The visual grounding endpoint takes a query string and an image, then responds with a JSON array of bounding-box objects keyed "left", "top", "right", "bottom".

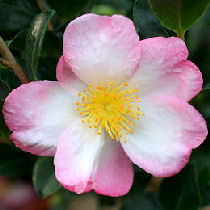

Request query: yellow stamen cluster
[{"left": 76, "top": 82, "right": 144, "bottom": 143}]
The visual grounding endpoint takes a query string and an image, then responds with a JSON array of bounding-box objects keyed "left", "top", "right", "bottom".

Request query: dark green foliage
[
  {"left": 149, "top": 0, "right": 210, "bottom": 38},
  {"left": 33, "top": 157, "right": 61, "bottom": 198},
  {"left": 133, "top": 0, "right": 168, "bottom": 38},
  {"left": 0, "top": 143, "right": 36, "bottom": 176},
  {"left": 0, "top": 68, "right": 21, "bottom": 100},
  {"left": 122, "top": 192, "right": 163, "bottom": 210},
  {"left": 24, "top": 10, "right": 55, "bottom": 79},
  {"left": 46, "top": 0, "right": 90, "bottom": 23},
  {"left": 159, "top": 164, "right": 201, "bottom": 210},
  {"left": 0, "top": 0, "right": 39, "bottom": 31}
]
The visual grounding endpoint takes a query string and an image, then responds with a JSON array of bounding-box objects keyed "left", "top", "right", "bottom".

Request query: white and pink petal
[
  {"left": 121, "top": 96, "right": 207, "bottom": 177},
  {"left": 94, "top": 139, "right": 134, "bottom": 197},
  {"left": 56, "top": 55, "right": 86, "bottom": 96},
  {"left": 3, "top": 81, "right": 78, "bottom": 156},
  {"left": 54, "top": 120, "right": 134, "bottom": 196},
  {"left": 129, "top": 37, "right": 202, "bottom": 101},
  {"left": 63, "top": 13, "right": 141, "bottom": 85},
  {"left": 54, "top": 119, "right": 105, "bottom": 194}
]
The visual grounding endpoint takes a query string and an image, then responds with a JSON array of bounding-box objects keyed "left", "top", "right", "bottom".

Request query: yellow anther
[
  {"left": 109, "top": 82, "right": 114, "bottom": 86},
  {"left": 97, "top": 86, "right": 105, "bottom": 90},
  {"left": 77, "top": 82, "right": 143, "bottom": 143}
]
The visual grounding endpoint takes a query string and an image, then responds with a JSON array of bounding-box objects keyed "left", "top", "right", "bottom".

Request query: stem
[
  {"left": 0, "top": 58, "right": 11, "bottom": 68},
  {"left": 0, "top": 36, "right": 31, "bottom": 84}
]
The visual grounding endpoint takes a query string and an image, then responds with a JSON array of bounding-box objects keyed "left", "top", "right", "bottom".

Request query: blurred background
[{"left": 0, "top": 0, "right": 210, "bottom": 209}]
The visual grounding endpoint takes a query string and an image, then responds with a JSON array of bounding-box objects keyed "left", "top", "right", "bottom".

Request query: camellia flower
[{"left": 3, "top": 14, "right": 207, "bottom": 197}]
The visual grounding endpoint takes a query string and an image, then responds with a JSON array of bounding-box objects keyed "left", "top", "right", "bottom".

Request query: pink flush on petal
[{"left": 2, "top": 13, "right": 208, "bottom": 197}]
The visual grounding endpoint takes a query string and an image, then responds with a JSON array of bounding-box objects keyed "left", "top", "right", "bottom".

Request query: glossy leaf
[
  {"left": 33, "top": 157, "right": 61, "bottom": 198},
  {"left": 0, "top": 0, "right": 39, "bottom": 31},
  {"left": 160, "top": 164, "right": 201, "bottom": 210},
  {"left": 24, "top": 10, "right": 55, "bottom": 79},
  {"left": 149, "top": 0, "right": 210, "bottom": 38},
  {"left": 9, "top": 29, "right": 62, "bottom": 58},
  {"left": 133, "top": 0, "right": 167, "bottom": 39}
]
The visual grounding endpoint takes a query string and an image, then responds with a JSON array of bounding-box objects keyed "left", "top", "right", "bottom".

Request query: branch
[
  {"left": 0, "top": 58, "right": 11, "bottom": 68},
  {"left": 0, "top": 36, "right": 30, "bottom": 84}
]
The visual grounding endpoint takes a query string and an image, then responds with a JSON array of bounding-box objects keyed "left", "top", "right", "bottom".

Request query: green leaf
[
  {"left": 7, "top": 29, "right": 28, "bottom": 52},
  {"left": 0, "top": 68, "right": 21, "bottom": 90},
  {"left": 191, "top": 150, "right": 210, "bottom": 207},
  {"left": 24, "top": 10, "right": 56, "bottom": 79},
  {"left": 133, "top": 0, "right": 168, "bottom": 39},
  {"left": 8, "top": 29, "right": 62, "bottom": 58},
  {"left": 0, "top": 68, "right": 21, "bottom": 100},
  {"left": 149, "top": 0, "right": 210, "bottom": 38},
  {"left": 45, "top": 0, "right": 89, "bottom": 23},
  {"left": 0, "top": 0, "right": 39, "bottom": 31},
  {"left": 33, "top": 157, "right": 61, "bottom": 198},
  {"left": 159, "top": 164, "right": 201, "bottom": 210},
  {"left": 0, "top": 143, "right": 36, "bottom": 176}
]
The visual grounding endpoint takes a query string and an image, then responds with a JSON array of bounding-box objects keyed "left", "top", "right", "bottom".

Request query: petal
[
  {"left": 56, "top": 55, "right": 86, "bottom": 96},
  {"left": 63, "top": 14, "right": 141, "bottom": 85},
  {"left": 56, "top": 55, "right": 77, "bottom": 85},
  {"left": 129, "top": 37, "right": 202, "bottom": 101},
  {"left": 94, "top": 139, "right": 134, "bottom": 197},
  {"left": 121, "top": 96, "right": 207, "bottom": 177},
  {"left": 54, "top": 119, "right": 104, "bottom": 194},
  {"left": 3, "top": 81, "right": 77, "bottom": 156}
]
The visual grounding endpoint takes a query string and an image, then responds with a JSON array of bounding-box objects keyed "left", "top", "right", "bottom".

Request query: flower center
[{"left": 76, "top": 82, "right": 144, "bottom": 143}]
